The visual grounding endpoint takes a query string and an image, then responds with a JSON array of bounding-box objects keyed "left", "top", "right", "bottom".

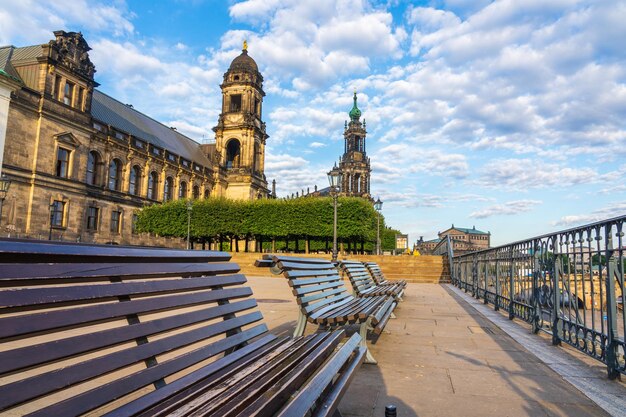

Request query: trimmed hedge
[{"left": 136, "top": 197, "right": 402, "bottom": 252}]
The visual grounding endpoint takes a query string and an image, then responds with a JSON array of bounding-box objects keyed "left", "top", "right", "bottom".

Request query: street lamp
[
  {"left": 327, "top": 166, "right": 342, "bottom": 262},
  {"left": 374, "top": 197, "right": 383, "bottom": 255},
  {"left": 0, "top": 174, "right": 11, "bottom": 227},
  {"left": 186, "top": 200, "right": 193, "bottom": 250},
  {"left": 48, "top": 201, "right": 56, "bottom": 240}
]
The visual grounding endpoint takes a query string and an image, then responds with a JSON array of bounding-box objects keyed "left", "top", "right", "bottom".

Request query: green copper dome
[{"left": 349, "top": 91, "right": 361, "bottom": 121}]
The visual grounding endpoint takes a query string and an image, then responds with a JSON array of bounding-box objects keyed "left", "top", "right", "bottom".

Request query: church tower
[
  {"left": 213, "top": 41, "right": 269, "bottom": 199},
  {"left": 338, "top": 92, "right": 371, "bottom": 199}
]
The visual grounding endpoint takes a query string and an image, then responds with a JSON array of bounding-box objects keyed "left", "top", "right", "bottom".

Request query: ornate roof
[
  {"left": 349, "top": 91, "right": 361, "bottom": 121},
  {"left": 229, "top": 42, "right": 258, "bottom": 72}
]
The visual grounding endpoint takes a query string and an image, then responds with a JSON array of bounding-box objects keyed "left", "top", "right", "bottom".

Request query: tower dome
[
  {"left": 229, "top": 41, "right": 258, "bottom": 72},
  {"left": 349, "top": 91, "right": 361, "bottom": 121}
]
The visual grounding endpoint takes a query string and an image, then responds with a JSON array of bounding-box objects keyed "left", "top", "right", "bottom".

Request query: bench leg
[
  {"left": 293, "top": 312, "right": 307, "bottom": 337},
  {"left": 390, "top": 312, "right": 396, "bottom": 319},
  {"left": 360, "top": 319, "right": 377, "bottom": 365}
]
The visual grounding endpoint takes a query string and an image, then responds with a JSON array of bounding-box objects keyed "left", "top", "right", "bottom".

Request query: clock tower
[{"left": 213, "top": 41, "right": 269, "bottom": 199}]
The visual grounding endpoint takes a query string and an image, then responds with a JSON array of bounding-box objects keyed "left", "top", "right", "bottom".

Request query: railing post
[
  {"left": 531, "top": 240, "right": 541, "bottom": 333},
  {"left": 552, "top": 253, "right": 562, "bottom": 346},
  {"left": 604, "top": 231, "right": 620, "bottom": 379},
  {"left": 495, "top": 256, "right": 500, "bottom": 311},
  {"left": 472, "top": 256, "right": 478, "bottom": 298},
  {"left": 509, "top": 249, "right": 515, "bottom": 320},
  {"left": 483, "top": 260, "right": 488, "bottom": 304}
]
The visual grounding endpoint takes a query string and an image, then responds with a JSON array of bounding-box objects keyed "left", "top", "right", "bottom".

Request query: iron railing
[{"left": 450, "top": 215, "right": 625, "bottom": 378}]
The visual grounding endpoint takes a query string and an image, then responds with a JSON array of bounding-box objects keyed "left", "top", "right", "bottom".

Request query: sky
[{"left": 1, "top": 0, "right": 625, "bottom": 246}]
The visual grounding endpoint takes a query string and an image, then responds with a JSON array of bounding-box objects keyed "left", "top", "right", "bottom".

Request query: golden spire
[{"left": 243, "top": 39, "right": 248, "bottom": 51}]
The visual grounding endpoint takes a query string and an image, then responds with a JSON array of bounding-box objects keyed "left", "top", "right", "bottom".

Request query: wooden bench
[
  {"left": 339, "top": 260, "right": 405, "bottom": 301},
  {"left": 256, "top": 255, "right": 397, "bottom": 364},
  {"left": 364, "top": 262, "right": 407, "bottom": 289},
  {"left": 0, "top": 239, "right": 365, "bottom": 417}
]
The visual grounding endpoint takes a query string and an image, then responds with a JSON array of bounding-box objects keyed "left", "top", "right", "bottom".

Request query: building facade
[
  {"left": 0, "top": 31, "right": 269, "bottom": 244},
  {"left": 416, "top": 225, "right": 491, "bottom": 255}
]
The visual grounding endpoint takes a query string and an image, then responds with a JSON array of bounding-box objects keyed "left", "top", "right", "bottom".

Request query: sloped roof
[
  {"left": 9, "top": 45, "right": 43, "bottom": 62},
  {"left": 91, "top": 90, "right": 212, "bottom": 167},
  {"left": 0, "top": 46, "right": 22, "bottom": 82},
  {"left": 454, "top": 227, "right": 489, "bottom": 235}
]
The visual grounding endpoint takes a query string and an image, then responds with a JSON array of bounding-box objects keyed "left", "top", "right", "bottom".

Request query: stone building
[
  {"left": 416, "top": 225, "right": 491, "bottom": 255},
  {"left": 0, "top": 31, "right": 270, "bottom": 244},
  {"left": 302, "top": 92, "right": 372, "bottom": 199}
]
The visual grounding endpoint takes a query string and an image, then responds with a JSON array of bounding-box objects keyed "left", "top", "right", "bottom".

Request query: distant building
[
  {"left": 0, "top": 31, "right": 270, "bottom": 244},
  {"left": 415, "top": 224, "right": 491, "bottom": 255}
]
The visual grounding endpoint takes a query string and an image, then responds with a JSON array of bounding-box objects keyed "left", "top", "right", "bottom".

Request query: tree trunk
[
  {"left": 272, "top": 238, "right": 276, "bottom": 253},
  {"left": 305, "top": 237, "right": 310, "bottom": 254}
]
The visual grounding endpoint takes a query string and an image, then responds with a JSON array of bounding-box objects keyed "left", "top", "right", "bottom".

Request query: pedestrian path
[{"left": 248, "top": 276, "right": 625, "bottom": 416}]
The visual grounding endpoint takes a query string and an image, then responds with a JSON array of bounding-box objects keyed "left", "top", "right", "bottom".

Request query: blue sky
[{"left": 1, "top": 0, "right": 625, "bottom": 246}]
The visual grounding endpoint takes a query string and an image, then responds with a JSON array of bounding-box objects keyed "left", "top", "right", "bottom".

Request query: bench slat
[
  {"left": 0, "top": 262, "right": 240, "bottom": 281},
  {"left": 0, "top": 286, "right": 252, "bottom": 339},
  {"left": 1, "top": 274, "right": 247, "bottom": 308},
  {"left": 0, "top": 239, "right": 231, "bottom": 263}
]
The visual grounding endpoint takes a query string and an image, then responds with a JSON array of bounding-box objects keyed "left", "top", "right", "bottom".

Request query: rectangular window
[
  {"left": 132, "top": 213, "right": 138, "bottom": 234},
  {"left": 230, "top": 94, "right": 241, "bottom": 112},
  {"left": 50, "top": 200, "right": 65, "bottom": 227},
  {"left": 64, "top": 81, "right": 74, "bottom": 106},
  {"left": 54, "top": 76, "right": 62, "bottom": 100},
  {"left": 76, "top": 87, "right": 84, "bottom": 110},
  {"left": 86, "top": 206, "right": 99, "bottom": 231},
  {"left": 55, "top": 147, "right": 70, "bottom": 178},
  {"left": 110, "top": 210, "right": 122, "bottom": 234}
]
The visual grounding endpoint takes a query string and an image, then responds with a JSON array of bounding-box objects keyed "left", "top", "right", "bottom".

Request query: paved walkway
[{"left": 247, "top": 276, "right": 625, "bottom": 417}]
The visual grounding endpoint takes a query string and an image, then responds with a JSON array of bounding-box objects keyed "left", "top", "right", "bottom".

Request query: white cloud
[
  {"left": 476, "top": 159, "right": 623, "bottom": 190},
  {"left": 0, "top": 0, "right": 134, "bottom": 45},
  {"left": 553, "top": 202, "right": 626, "bottom": 227},
  {"left": 310, "top": 142, "right": 326, "bottom": 148},
  {"left": 470, "top": 200, "right": 542, "bottom": 219}
]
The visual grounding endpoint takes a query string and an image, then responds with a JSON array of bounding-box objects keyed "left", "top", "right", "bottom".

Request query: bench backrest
[
  {"left": 339, "top": 260, "right": 377, "bottom": 295},
  {"left": 0, "top": 239, "right": 268, "bottom": 417},
  {"left": 265, "top": 255, "right": 352, "bottom": 317},
  {"left": 364, "top": 262, "right": 386, "bottom": 285}
]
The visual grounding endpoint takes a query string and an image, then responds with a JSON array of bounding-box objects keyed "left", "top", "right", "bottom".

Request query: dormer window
[{"left": 230, "top": 94, "right": 241, "bottom": 112}]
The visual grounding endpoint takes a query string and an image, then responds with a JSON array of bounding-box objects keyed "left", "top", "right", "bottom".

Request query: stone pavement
[{"left": 247, "top": 276, "right": 625, "bottom": 417}]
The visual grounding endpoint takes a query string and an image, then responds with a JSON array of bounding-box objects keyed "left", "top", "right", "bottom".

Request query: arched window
[
  {"left": 129, "top": 165, "right": 141, "bottom": 195},
  {"left": 354, "top": 174, "right": 361, "bottom": 194},
  {"left": 204, "top": 189, "right": 210, "bottom": 199},
  {"left": 192, "top": 185, "right": 200, "bottom": 200},
  {"left": 108, "top": 158, "right": 122, "bottom": 191},
  {"left": 178, "top": 181, "right": 188, "bottom": 199},
  {"left": 86, "top": 150, "right": 101, "bottom": 185},
  {"left": 147, "top": 171, "right": 158, "bottom": 200},
  {"left": 226, "top": 139, "right": 241, "bottom": 169},
  {"left": 163, "top": 176, "right": 173, "bottom": 201}
]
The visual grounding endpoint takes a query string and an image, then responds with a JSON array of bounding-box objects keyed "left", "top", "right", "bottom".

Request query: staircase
[{"left": 228, "top": 252, "right": 450, "bottom": 284}]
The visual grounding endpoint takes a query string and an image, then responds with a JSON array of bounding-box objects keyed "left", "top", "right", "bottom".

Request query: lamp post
[
  {"left": 374, "top": 197, "right": 383, "bottom": 255},
  {"left": 186, "top": 200, "right": 193, "bottom": 250},
  {"left": 327, "top": 166, "right": 342, "bottom": 262},
  {"left": 0, "top": 174, "right": 10, "bottom": 228},
  {"left": 48, "top": 201, "right": 55, "bottom": 240}
]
